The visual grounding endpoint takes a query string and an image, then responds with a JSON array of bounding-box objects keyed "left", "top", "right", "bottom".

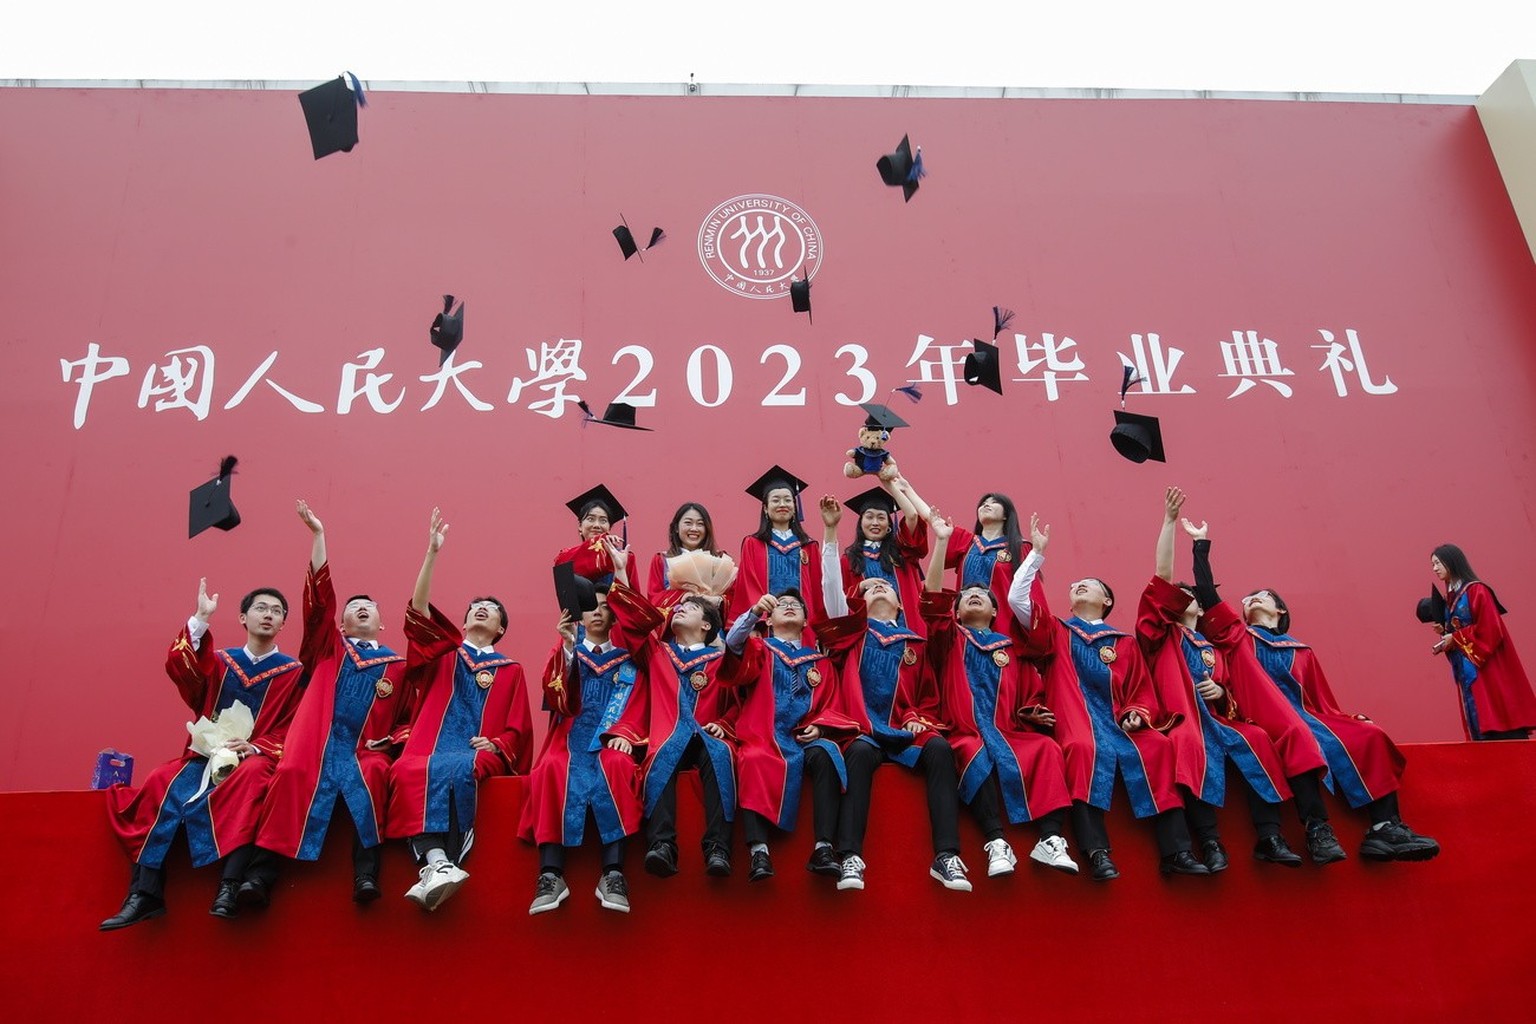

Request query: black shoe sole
[
  {"left": 353, "top": 885, "right": 382, "bottom": 904},
  {"left": 806, "top": 860, "right": 841, "bottom": 878},
  {"left": 1254, "top": 854, "right": 1303, "bottom": 868},
  {"left": 1360, "top": 843, "right": 1441, "bottom": 862},
  {"left": 644, "top": 851, "right": 679, "bottom": 878},
  {"left": 705, "top": 860, "right": 732, "bottom": 878},
  {"left": 1090, "top": 870, "right": 1120, "bottom": 881},
  {"left": 209, "top": 905, "right": 238, "bottom": 918},
  {"left": 748, "top": 868, "right": 775, "bottom": 883},
  {"left": 100, "top": 906, "right": 166, "bottom": 931}
]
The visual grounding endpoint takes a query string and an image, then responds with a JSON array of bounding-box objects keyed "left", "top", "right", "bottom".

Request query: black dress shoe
[
  {"left": 236, "top": 878, "right": 270, "bottom": 908},
  {"left": 1088, "top": 849, "right": 1120, "bottom": 881},
  {"left": 1160, "top": 850, "right": 1212, "bottom": 876},
  {"left": 1199, "top": 838, "right": 1229, "bottom": 873},
  {"left": 100, "top": 891, "right": 166, "bottom": 931},
  {"left": 748, "top": 849, "right": 775, "bottom": 883},
  {"left": 1253, "top": 834, "right": 1303, "bottom": 867},
  {"left": 353, "top": 875, "right": 381, "bottom": 903},
  {"left": 644, "top": 842, "right": 679, "bottom": 878},
  {"left": 704, "top": 846, "right": 732, "bottom": 877},
  {"left": 806, "top": 845, "right": 840, "bottom": 877},
  {"left": 210, "top": 880, "right": 241, "bottom": 918}
]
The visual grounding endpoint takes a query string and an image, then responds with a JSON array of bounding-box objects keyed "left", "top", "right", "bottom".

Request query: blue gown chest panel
[
  {"left": 962, "top": 538, "right": 1006, "bottom": 589},
  {"left": 855, "top": 622, "right": 920, "bottom": 763},
  {"left": 766, "top": 537, "right": 804, "bottom": 598}
]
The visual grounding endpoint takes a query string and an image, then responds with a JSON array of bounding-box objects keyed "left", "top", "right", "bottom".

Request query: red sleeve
[
  {"left": 718, "top": 634, "right": 767, "bottom": 690},
  {"left": 1136, "top": 576, "right": 1186, "bottom": 654},
  {"left": 944, "top": 525, "right": 975, "bottom": 572},
  {"left": 812, "top": 602, "right": 868, "bottom": 663},
  {"left": 1450, "top": 583, "right": 1507, "bottom": 669},
  {"left": 488, "top": 665, "right": 534, "bottom": 774},
  {"left": 920, "top": 590, "right": 958, "bottom": 664},
  {"left": 802, "top": 664, "right": 865, "bottom": 739},
  {"left": 897, "top": 516, "right": 929, "bottom": 563},
  {"left": 404, "top": 603, "right": 463, "bottom": 665},
  {"left": 300, "top": 561, "right": 339, "bottom": 667},
  {"left": 646, "top": 554, "right": 670, "bottom": 606},
  {"left": 1015, "top": 661, "right": 1053, "bottom": 724},
  {"left": 607, "top": 581, "right": 667, "bottom": 651},
  {"left": 165, "top": 624, "right": 219, "bottom": 712},
  {"left": 1199, "top": 601, "right": 1246, "bottom": 652},
  {"left": 540, "top": 638, "right": 578, "bottom": 717},
  {"left": 248, "top": 667, "right": 306, "bottom": 757},
  {"left": 1113, "top": 640, "right": 1173, "bottom": 730}
]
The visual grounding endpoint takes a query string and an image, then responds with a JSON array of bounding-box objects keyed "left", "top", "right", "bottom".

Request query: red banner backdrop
[{"left": 2, "top": 86, "right": 1535, "bottom": 790}]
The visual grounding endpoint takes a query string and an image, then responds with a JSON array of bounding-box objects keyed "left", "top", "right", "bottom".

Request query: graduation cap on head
[
  {"left": 189, "top": 455, "right": 241, "bottom": 539},
  {"left": 297, "top": 74, "right": 366, "bottom": 160},
  {"left": 429, "top": 295, "right": 464, "bottom": 365},
  {"left": 577, "top": 400, "right": 653, "bottom": 431},
  {"left": 875, "top": 134, "right": 924, "bottom": 202},
  {"left": 566, "top": 483, "right": 629, "bottom": 544},
  {"left": 1110, "top": 411, "right": 1166, "bottom": 464},
  {"left": 963, "top": 340, "right": 1004, "bottom": 395},
  {"left": 790, "top": 275, "right": 812, "bottom": 324},
  {"left": 844, "top": 486, "right": 899, "bottom": 519},
  {"left": 859, "top": 402, "right": 909, "bottom": 436},
  {"left": 553, "top": 562, "right": 599, "bottom": 620},
  {"left": 745, "top": 464, "right": 810, "bottom": 521},
  {"left": 613, "top": 216, "right": 666, "bottom": 262},
  {"left": 1416, "top": 586, "right": 1448, "bottom": 625}
]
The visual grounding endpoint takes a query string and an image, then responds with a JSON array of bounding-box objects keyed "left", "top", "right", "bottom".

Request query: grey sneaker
[
  {"left": 528, "top": 872, "right": 569, "bottom": 916},
  {"left": 595, "top": 870, "right": 631, "bottom": 913}
]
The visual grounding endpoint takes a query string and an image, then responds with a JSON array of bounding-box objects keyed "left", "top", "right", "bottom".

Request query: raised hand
[
  {"left": 1029, "top": 513, "right": 1051, "bottom": 554},
  {"left": 819, "top": 494, "right": 842, "bottom": 529},
  {"left": 1180, "top": 517, "right": 1209, "bottom": 540},
  {"left": 196, "top": 577, "right": 219, "bottom": 622},
  {"left": 1164, "top": 486, "right": 1185, "bottom": 523},
  {"left": 557, "top": 610, "right": 577, "bottom": 645},
  {"left": 296, "top": 499, "right": 323, "bottom": 535},
  {"left": 753, "top": 594, "right": 778, "bottom": 617},
  {"left": 931, "top": 513, "right": 954, "bottom": 542},
  {"left": 426, "top": 507, "right": 448, "bottom": 553}
]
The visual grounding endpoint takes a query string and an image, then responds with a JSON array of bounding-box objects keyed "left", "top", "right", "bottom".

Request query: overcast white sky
[{"left": 2, "top": 1, "right": 1531, "bottom": 95}]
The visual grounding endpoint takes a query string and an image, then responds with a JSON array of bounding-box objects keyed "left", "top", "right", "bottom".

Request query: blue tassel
[
  {"left": 217, "top": 455, "right": 238, "bottom": 479},
  {"left": 908, "top": 147, "right": 925, "bottom": 182},
  {"left": 992, "top": 306, "right": 1014, "bottom": 339},
  {"left": 894, "top": 384, "right": 923, "bottom": 403},
  {"left": 344, "top": 72, "right": 367, "bottom": 108}
]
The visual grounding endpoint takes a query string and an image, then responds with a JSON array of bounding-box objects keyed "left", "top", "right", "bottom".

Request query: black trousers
[
  {"left": 539, "top": 837, "right": 625, "bottom": 875},
  {"left": 408, "top": 795, "right": 471, "bottom": 864},
  {"left": 741, "top": 743, "right": 843, "bottom": 846},
  {"left": 1479, "top": 728, "right": 1531, "bottom": 741},
  {"left": 1072, "top": 800, "right": 1192, "bottom": 856},
  {"left": 965, "top": 772, "right": 1068, "bottom": 843},
  {"left": 1186, "top": 788, "right": 1282, "bottom": 844},
  {"left": 1365, "top": 791, "right": 1400, "bottom": 826},
  {"left": 1288, "top": 770, "right": 1330, "bottom": 827},
  {"left": 645, "top": 735, "right": 730, "bottom": 851},
  {"left": 127, "top": 834, "right": 255, "bottom": 899},
  {"left": 242, "top": 837, "right": 382, "bottom": 888},
  {"left": 837, "top": 736, "right": 960, "bottom": 857}
]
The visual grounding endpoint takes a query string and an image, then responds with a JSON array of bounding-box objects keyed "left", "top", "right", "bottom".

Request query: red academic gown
[
  {"left": 734, "top": 534, "right": 828, "bottom": 626},
  {"left": 922, "top": 590, "right": 1071, "bottom": 823},
  {"left": 385, "top": 604, "right": 532, "bottom": 842},
  {"left": 1019, "top": 579, "right": 1184, "bottom": 816},
  {"left": 1136, "top": 577, "right": 1290, "bottom": 804},
  {"left": 107, "top": 625, "right": 304, "bottom": 868},
  {"left": 717, "top": 629, "right": 862, "bottom": 830},
  {"left": 815, "top": 594, "right": 946, "bottom": 759},
  {"left": 555, "top": 538, "right": 639, "bottom": 585},
  {"left": 844, "top": 517, "right": 930, "bottom": 637},
  {"left": 518, "top": 590, "right": 652, "bottom": 846},
  {"left": 1443, "top": 581, "right": 1536, "bottom": 736},
  {"left": 944, "top": 525, "right": 1033, "bottom": 639},
  {"left": 1200, "top": 602, "right": 1329, "bottom": 780},
  {"left": 256, "top": 561, "right": 413, "bottom": 859},
  {"left": 607, "top": 583, "right": 739, "bottom": 816}
]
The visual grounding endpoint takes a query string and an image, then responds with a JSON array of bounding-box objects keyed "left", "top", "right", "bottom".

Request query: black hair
[
  {"left": 577, "top": 499, "right": 616, "bottom": 523},
  {"left": 465, "top": 596, "right": 509, "bottom": 639},
  {"left": 240, "top": 588, "right": 289, "bottom": 616},
  {"left": 772, "top": 587, "right": 806, "bottom": 608},
  {"left": 973, "top": 492, "right": 1024, "bottom": 565},
  {"left": 665, "top": 503, "right": 722, "bottom": 557},
  {"left": 343, "top": 594, "right": 374, "bottom": 607},
  {"left": 1072, "top": 577, "right": 1115, "bottom": 618},
  {"left": 1431, "top": 543, "right": 1507, "bottom": 614},
  {"left": 846, "top": 509, "right": 904, "bottom": 581},
  {"left": 1245, "top": 589, "right": 1290, "bottom": 635},
  {"left": 676, "top": 594, "right": 723, "bottom": 645},
  {"left": 751, "top": 482, "right": 810, "bottom": 544}
]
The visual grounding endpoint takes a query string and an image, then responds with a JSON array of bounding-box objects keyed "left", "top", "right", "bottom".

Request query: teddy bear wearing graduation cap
[{"left": 844, "top": 404, "right": 907, "bottom": 482}]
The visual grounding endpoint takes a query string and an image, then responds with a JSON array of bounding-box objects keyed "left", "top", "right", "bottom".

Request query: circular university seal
[
  {"left": 806, "top": 667, "right": 822, "bottom": 687},
  {"left": 1098, "top": 645, "right": 1118, "bottom": 665},
  {"left": 690, "top": 671, "right": 709, "bottom": 692},
  {"left": 1201, "top": 649, "right": 1216, "bottom": 668},
  {"left": 698, "top": 194, "right": 823, "bottom": 299},
  {"left": 375, "top": 679, "right": 394, "bottom": 699},
  {"left": 902, "top": 647, "right": 918, "bottom": 666},
  {"left": 475, "top": 669, "right": 494, "bottom": 689},
  {"left": 992, "top": 650, "right": 1011, "bottom": 668}
]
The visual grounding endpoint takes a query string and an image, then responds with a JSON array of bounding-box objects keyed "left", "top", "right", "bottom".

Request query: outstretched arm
[
  {"left": 297, "top": 499, "right": 326, "bottom": 572},
  {"left": 925, "top": 514, "right": 953, "bottom": 592},
  {"left": 1007, "top": 513, "right": 1050, "bottom": 623},
  {"left": 887, "top": 474, "right": 931, "bottom": 522},
  {"left": 820, "top": 496, "right": 849, "bottom": 617},
  {"left": 1182, "top": 518, "right": 1220, "bottom": 612},
  {"left": 411, "top": 507, "right": 448, "bottom": 616},
  {"left": 1155, "top": 487, "right": 1184, "bottom": 582}
]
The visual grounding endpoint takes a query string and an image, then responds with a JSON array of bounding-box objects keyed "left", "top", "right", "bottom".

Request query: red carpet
[{"left": 3, "top": 742, "right": 1531, "bottom": 1021}]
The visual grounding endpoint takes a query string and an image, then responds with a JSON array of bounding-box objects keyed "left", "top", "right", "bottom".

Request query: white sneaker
[
  {"left": 984, "top": 838, "right": 1017, "bottom": 877},
  {"left": 1029, "top": 835, "right": 1080, "bottom": 874},
  {"left": 837, "top": 854, "right": 866, "bottom": 891},
  {"left": 421, "top": 861, "right": 470, "bottom": 910},
  {"left": 404, "top": 864, "right": 435, "bottom": 908}
]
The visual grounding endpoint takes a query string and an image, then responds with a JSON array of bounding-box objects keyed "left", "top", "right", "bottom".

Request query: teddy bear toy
[{"left": 844, "top": 418, "right": 900, "bottom": 481}]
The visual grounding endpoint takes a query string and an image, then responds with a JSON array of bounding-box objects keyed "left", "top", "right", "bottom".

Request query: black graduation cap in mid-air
[
  {"left": 843, "top": 486, "right": 899, "bottom": 519},
  {"left": 964, "top": 340, "right": 1004, "bottom": 395},
  {"left": 613, "top": 216, "right": 666, "bottom": 261},
  {"left": 553, "top": 562, "right": 600, "bottom": 620},
  {"left": 577, "top": 400, "right": 653, "bottom": 431},
  {"left": 875, "top": 134, "right": 924, "bottom": 202},
  {"left": 430, "top": 295, "right": 464, "bottom": 365},
  {"left": 1110, "top": 411, "right": 1166, "bottom": 464},
  {"left": 790, "top": 276, "right": 812, "bottom": 323},
  {"left": 297, "top": 74, "right": 366, "bottom": 160},
  {"left": 189, "top": 455, "right": 241, "bottom": 538}
]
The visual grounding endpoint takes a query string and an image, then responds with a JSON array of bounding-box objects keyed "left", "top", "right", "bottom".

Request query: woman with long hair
[
  {"left": 943, "top": 492, "right": 1031, "bottom": 636},
  {"left": 735, "top": 466, "right": 826, "bottom": 629},
  {"left": 838, "top": 475, "right": 931, "bottom": 636},
  {"left": 647, "top": 502, "right": 736, "bottom": 620},
  {"left": 1428, "top": 543, "right": 1536, "bottom": 740}
]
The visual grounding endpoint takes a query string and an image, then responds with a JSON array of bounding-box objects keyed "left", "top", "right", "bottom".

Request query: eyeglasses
[
  {"left": 1241, "top": 592, "right": 1272, "bottom": 607},
  {"left": 247, "top": 603, "right": 286, "bottom": 616}
]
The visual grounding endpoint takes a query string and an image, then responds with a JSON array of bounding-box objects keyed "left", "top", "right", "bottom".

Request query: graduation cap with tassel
[
  {"left": 189, "top": 455, "right": 241, "bottom": 538},
  {"left": 429, "top": 295, "right": 465, "bottom": 365},
  {"left": 576, "top": 399, "right": 653, "bottom": 431},
  {"left": 297, "top": 72, "right": 367, "bottom": 160},
  {"left": 1109, "top": 361, "right": 1165, "bottom": 463},
  {"left": 613, "top": 215, "right": 666, "bottom": 262},
  {"left": 789, "top": 267, "right": 812, "bottom": 324},
  {"left": 876, "top": 134, "right": 925, "bottom": 202}
]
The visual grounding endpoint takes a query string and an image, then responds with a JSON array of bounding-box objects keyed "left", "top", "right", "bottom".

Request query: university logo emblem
[{"left": 698, "top": 194, "right": 823, "bottom": 299}]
